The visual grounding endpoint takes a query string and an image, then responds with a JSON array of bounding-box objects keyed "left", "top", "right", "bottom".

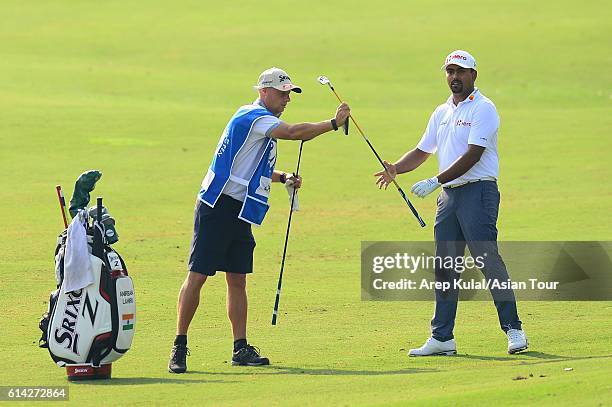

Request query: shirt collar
[{"left": 446, "top": 87, "right": 480, "bottom": 107}]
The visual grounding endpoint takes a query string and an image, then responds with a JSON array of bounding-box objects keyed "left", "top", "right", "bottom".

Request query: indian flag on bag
[{"left": 122, "top": 313, "right": 134, "bottom": 331}]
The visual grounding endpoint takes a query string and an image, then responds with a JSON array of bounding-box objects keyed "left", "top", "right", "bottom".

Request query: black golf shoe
[
  {"left": 232, "top": 344, "right": 270, "bottom": 366},
  {"left": 168, "top": 344, "right": 190, "bottom": 373}
]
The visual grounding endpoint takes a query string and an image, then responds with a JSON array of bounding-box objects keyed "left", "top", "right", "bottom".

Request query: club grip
[
  {"left": 93, "top": 197, "right": 104, "bottom": 259},
  {"left": 96, "top": 197, "right": 103, "bottom": 223}
]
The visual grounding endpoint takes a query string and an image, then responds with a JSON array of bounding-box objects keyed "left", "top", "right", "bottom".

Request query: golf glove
[
  {"left": 411, "top": 177, "right": 441, "bottom": 198},
  {"left": 285, "top": 179, "right": 300, "bottom": 211}
]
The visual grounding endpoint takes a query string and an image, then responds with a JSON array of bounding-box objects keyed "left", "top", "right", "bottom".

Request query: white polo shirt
[{"left": 417, "top": 88, "right": 500, "bottom": 187}]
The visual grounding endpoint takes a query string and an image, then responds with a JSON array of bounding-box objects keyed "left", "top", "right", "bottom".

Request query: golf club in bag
[
  {"left": 39, "top": 171, "right": 135, "bottom": 381},
  {"left": 317, "top": 75, "right": 426, "bottom": 227}
]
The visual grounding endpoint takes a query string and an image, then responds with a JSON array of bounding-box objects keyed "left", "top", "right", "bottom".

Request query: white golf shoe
[
  {"left": 408, "top": 337, "right": 457, "bottom": 356},
  {"left": 507, "top": 329, "right": 528, "bottom": 354}
]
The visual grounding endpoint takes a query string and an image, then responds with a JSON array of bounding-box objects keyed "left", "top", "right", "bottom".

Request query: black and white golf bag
[{"left": 39, "top": 198, "right": 135, "bottom": 380}]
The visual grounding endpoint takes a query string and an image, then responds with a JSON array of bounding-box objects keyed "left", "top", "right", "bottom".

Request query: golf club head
[{"left": 317, "top": 75, "right": 331, "bottom": 86}]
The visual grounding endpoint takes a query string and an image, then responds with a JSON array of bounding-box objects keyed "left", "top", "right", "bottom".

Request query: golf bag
[{"left": 39, "top": 194, "right": 135, "bottom": 380}]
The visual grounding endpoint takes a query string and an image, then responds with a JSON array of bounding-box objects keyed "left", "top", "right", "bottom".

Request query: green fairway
[{"left": 1, "top": 0, "right": 611, "bottom": 405}]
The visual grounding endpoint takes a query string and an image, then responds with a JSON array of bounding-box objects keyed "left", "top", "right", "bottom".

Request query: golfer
[
  {"left": 375, "top": 51, "right": 528, "bottom": 356},
  {"left": 169, "top": 67, "right": 350, "bottom": 373}
]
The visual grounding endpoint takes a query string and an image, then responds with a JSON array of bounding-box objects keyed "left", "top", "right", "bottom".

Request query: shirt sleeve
[
  {"left": 468, "top": 103, "right": 499, "bottom": 148},
  {"left": 416, "top": 109, "right": 439, "bottom": 154},
  {"left": 251, "top": 116, "right": 282, "bottom": 139}
]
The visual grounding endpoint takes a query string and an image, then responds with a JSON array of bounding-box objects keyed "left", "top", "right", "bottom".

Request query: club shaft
[
  {"left": 329, "top": 87, "right": 397, "bottom": 180},
  {"left": 272, "top": 141, "right": 304, "bottom": 325},
  {"left": 327, "top": 86, "right": 426, "bottom": 227}
]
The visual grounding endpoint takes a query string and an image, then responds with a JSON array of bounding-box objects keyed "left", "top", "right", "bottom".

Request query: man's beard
[{"left": 450, "top": 80, "right": 463, "bottom": 94}]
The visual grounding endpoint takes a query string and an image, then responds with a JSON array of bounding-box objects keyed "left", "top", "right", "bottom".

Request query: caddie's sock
[
  {"left": 174, "top": 335, "right": 187, "bottom": 346},
  {"left": 233, "top": 338, "right": 247, "bottom": 352}
]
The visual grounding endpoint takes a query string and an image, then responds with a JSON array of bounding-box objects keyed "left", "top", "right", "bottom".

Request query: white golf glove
[
  {"left": 411, "top": 176, "right": 441, "bottom": 198},
  {"left": 285, "top": 179, "right": 300, "bottom": 211}
]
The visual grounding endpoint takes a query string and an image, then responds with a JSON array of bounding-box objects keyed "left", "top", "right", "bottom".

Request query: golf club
[
  {"left": 55, "top": 185, "right": 70, "bottom": 229},
  {"left": 272, "top": 141, "right": 304, "bottom": 325},
  {"left": 317, "top": 75, "right": 426, "bottom": 227}
]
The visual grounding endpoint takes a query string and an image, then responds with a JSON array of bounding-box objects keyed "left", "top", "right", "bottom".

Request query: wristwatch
[
  {"left": 279, "top": 172, "right": 287, "bottom": 184},
  {"left": 331, "top": 119, "right": 338, "bottom": 131}
]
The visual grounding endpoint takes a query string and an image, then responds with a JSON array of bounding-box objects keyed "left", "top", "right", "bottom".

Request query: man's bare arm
[
  {"left": 436, "top": 144, "right": 485, "bottom": 184},
  {"left": 270, "top": 121, "right": 336, "bottom": 141},
  {"left": 270, "top": 103, "right": 350, "bottom": 141},
  {"left": 395, "top": 148, "right": 431, "bottom": 174}
]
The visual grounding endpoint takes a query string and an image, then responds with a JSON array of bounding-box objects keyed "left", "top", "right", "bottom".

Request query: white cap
[
  {"left": 442, "top": 50, "right": 477, "bottom": 70},
  {"left": 255, "top": 67, "right": 302, "bottom": 93}
]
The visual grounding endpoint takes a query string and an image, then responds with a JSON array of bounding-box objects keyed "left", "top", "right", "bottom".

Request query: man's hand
[
  {"left": 334, "top": 103, "right": 350, "bottom": 126},
  {"left": 374, "top": 160, "right": 397, "bottom": 189},
  {"left": 286, "top": 174, "right": 302, "bottom": 189},
  {"left": 284, "top": 174, "right": 301, "bottom": 211},
  {"left": 411, "top": 177, "right": 441, "bottom": 198}
]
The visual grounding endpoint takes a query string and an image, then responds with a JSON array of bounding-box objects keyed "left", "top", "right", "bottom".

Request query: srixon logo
[{"left": 54, "top": 290, "right": 99, "bottom": 355}]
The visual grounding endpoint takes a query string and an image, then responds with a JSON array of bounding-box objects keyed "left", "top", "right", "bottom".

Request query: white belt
[{"left": 444, "top": 177, "right": 497, "bottom": 189}]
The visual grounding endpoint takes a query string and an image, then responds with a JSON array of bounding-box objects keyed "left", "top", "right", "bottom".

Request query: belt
[{"left": 444, "top": 177, "right": 497, "bottom": 189}]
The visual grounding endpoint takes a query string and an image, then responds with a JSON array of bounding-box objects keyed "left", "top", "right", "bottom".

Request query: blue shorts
[{"left": 188, "top": 195, "right": 256, "bottom": 276}]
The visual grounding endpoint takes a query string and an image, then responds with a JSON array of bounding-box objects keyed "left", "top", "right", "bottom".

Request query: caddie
[
  {"left": 169, "top": 67, "right": 350, "bottom": 373},
  {"left": 374, "top": 51, "right": 528, "bottom": 356}
]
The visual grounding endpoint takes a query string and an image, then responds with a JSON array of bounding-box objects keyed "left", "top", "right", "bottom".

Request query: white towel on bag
[{"left": 63, "top": 211, "right": 94, "bottom": 293}]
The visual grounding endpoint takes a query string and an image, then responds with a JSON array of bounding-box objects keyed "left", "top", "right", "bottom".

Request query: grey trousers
[{"left": 432, "top": 181, "right": 522, "bottom": 342}]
